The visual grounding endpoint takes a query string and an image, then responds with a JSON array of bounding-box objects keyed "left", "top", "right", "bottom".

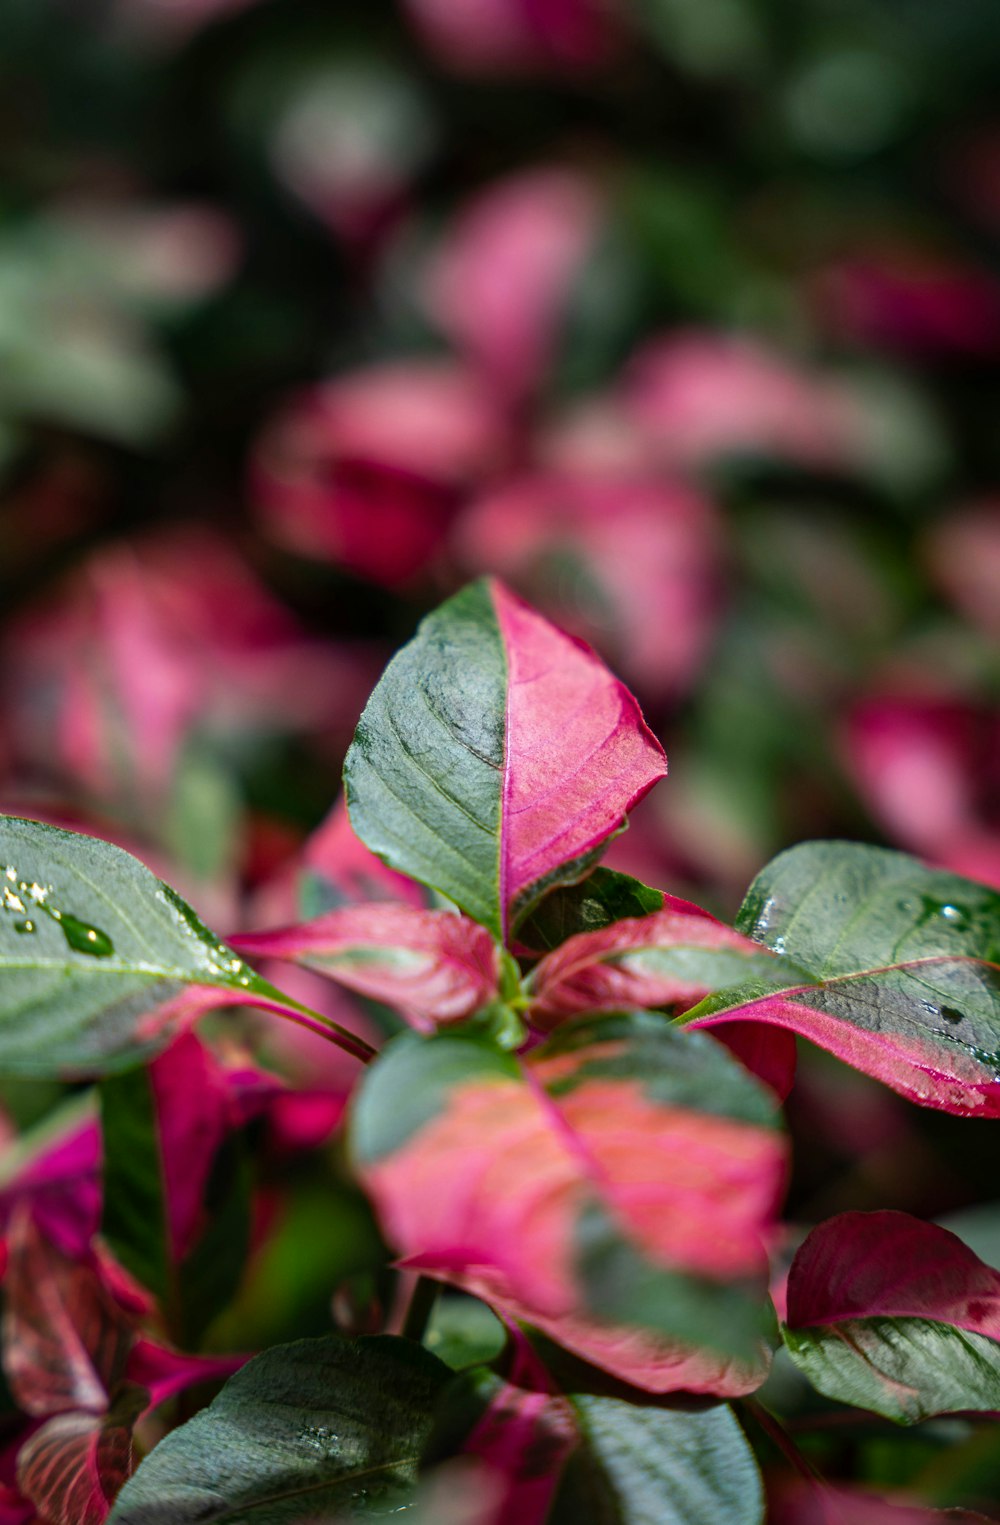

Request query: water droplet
[
  {"left": 13, "top": 920, "right": 34, "bottom": 935},
  {"left": 897, "top": 898, "right": 916, "bottom": 915},
  {"left": 940, "top": 1005, "right": 966, "bottom": 1025},
  {"left": 772, "top": 935, "right": 787, "bottom": 955},
  {"left": 939, "top": 904, "right": 971, "bottom": 929},
  {"left": 57, "top": 915, "right": 114, "bottom": 958},
  {"left": 919, "top": 999, "right": 940, "bottom": 1017}
]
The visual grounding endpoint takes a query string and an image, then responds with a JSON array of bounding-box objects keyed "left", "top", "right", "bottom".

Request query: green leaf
[
  {"left": 109, "top": 1335, "right": 452, "bottom": 1523},
  {"left": 551, "top": 1396, "right": 764, "bottom": 1524},
  {"left": 518, "top": 867, "right": 666, "bottom": 954},
  {"left": 0, "top": 816, "right": 314, "bottom": 1076},
  {"left": 782, "top": 1318, "right": 1000, "bottom": 1426}
]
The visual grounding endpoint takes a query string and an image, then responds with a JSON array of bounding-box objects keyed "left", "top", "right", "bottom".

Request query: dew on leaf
[
  {"left": 56, "top": 914, "right": 115, "bottom": 958},
  {"left": 938, "top": 904, "right": 971, "bottom": 929},
  {"left": 13, "top": 919, "right": 34, "bottom": 935},
  {"left": 919, "top": 1000, "right": 940, "bottom": 1017}
]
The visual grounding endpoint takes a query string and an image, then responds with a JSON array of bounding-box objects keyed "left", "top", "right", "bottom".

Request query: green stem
[
  {"left": 248, "top": 974, "right": 377, "bottom": 1064},
  {"left": 401, "top": 1275, "right": 440, "bottom": 1345}
]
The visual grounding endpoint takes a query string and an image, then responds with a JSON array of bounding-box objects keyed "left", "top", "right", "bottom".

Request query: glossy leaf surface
[
  {"left": 517, "top": 868, "right": 667, "bottom": 955},
  {"left": 344, "top": 578, "right": 666, "bottom": 940},
  {"left": 0, "top": 816, "right": 328, "bottom": 1075},
  {"left": 685, "top": 843, "right": 1000, "bottom": 1115},
  {"left": 231, "top": 906, "right": 501, "bottom": 1029},
  {"left": 783, "top": 1211, "right": 1000, "bottom": 1423},
  {"left": 109, "top": 1335, "right": 451, "bottom": 1523},
  {"left": 352, "top": 1014, "right": 785, "bottom": 1394}
]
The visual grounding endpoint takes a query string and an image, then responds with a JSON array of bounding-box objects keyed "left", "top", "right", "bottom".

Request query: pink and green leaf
[
  {"left": 351, "top": 1013, "right": 786, "bottom": 1394},
  {"left": 783, "top": 1211, "right": 1000, "bottom": 1423},
  {"left": 526, "top": 907, "right": 799, "bottom": 1029},
  {"left": 681, "top": 843, "right": 1000, "bottom": 1117},
  {"left": 343, "top": 578, "right": 666, "bottom": 941},
  {"left": 231, "top": 906, "right": 501, "bottom": 1030}
]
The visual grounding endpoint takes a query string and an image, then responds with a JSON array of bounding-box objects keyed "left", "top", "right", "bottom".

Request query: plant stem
[
  {"left": 742, "top": 1398, "right": 823, "bottom": 1482},
  {"left": 401, "top": 1275, "right": 440, "bottom": 1344}
]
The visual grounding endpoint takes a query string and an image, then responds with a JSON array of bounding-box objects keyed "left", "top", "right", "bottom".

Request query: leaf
[
  {"left": 782, "top": 1211, "right": 1000, "bottom": 1424},
  {"left": 0, "top": 1096, "right": 101, "bottom": 1258},
  {"left": 108, "top": 1335, "right": 452, "bottom": 1523},
  {"left": 0, "top": 815, "right": 370, "bottom": 1075},
  {"left": 550, "top": 1395, "right": 764, "bottom": 1524},
  {"left": 17, "top": 1382, "right": 146, "bottom": 1525},
  {"left": 351, "top": 1014, "right": 786, "bottom": 1394},
  {"left": 343, "top": 578, "right": 666, "bottom": 941},
  {"left": 231, "top": 906, "right": 501, "bottom": 1030},
  {"left": 516, "top": 867, "right": 667, "bottom": 955},
  {"left": 431, "top": 1328, "right": 765, "bottom": 1525},
  {"left": 2, "top": 1211, "right": 134, "bottom": 1417},
  {"left": 100, "top": 1034, "right": 251, "bottom": 1341},
  {"left": 684, "top": 842, "right": 1000, "bottom": 1116},
  {"left": 527, "top": 906, "right": 798, "bottom": 1029}
]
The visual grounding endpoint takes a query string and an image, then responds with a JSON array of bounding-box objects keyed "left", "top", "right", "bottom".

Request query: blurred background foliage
[{"left": 2, "top": 0, "right": 1000, "bottom": 1510}]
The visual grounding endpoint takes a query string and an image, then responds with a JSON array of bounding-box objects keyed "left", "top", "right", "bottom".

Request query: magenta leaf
[
  {"left": 783, "top": 1211, "right": 1000, "bottom": 1422},
  {"left": 100, "top": 1033, "right": 254, "bottom": 1341},
  {"left": 231, "top": 906, "right": 501, "bottom": 1030},
  {"left": 344, "top": 578, "right": 667, "bottom": 941},
  {"left": 1, "top": 1212, "right": 133, "bottom": 1419},
  {"left": 0, "top": 1100, "right": 101, "bottom": 1259},
  {"left": 684, "top": 842, "right": 1000, "bottom": 1117},
  {"left": 16, "top": 1383, "right": 145, "bottom": 1525},
  {"left": 352, "top": 1013, "right": 786, "bottom": 1395}
]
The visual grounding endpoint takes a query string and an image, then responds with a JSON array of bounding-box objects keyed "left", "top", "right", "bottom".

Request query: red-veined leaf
[
  {"left": 344, "top": 579, "right": 666, "bottom": 941},
  {"left": 352, "top": 1013, "right": 786, "bottom": 1395},
  {"left": 16, "top": 1383, "right": 145, "bottom": 1525},
  {"left": 231, "top": 906, "right": 501, "bottom": 1030},
  {"left": 2, "top": 1212, "right": 133, "bottom": 1417}
]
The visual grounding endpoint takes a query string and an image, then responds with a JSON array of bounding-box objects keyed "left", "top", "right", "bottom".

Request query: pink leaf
[
  {"left": 787, "top": 1212, "right": 1000, "bottom": 1336},
  {"left": 527, "top": 907, "right": 774, "bottom": 1028},
  {"left": 1, "top": 1214, "right": 134, "bottom": 1418},
  {"left": 304, "top": 797, "right": 426, "bottom": 908},
  {"left": 124, "top": 1339, "right": 247, "bottom": 1411},
  {"left": 148, "top": 1032, "right": 235, "bottom": 1264},
  {"left": 455, "top": 472, "right": 722, "bottom": 697},
  {"left": 0, "top": 1115, "right": 101, "bottom": 1260},
  {"left": 252, "top": 363, "right": 507, "bottom": 586},
  {"left": 493, "top": 581, "right": 667, "bottom": 933},
  {"left": 422, "top": 168, "right": 602, "bottom": 397},
  {"left": 231, "top": 906, "right": 501, "bottom": 1029}
]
